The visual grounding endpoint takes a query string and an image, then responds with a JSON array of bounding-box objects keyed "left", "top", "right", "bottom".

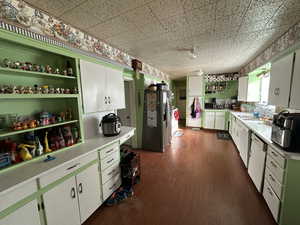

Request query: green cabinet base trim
[
  {"left": 0, "top": 120, "right": 78, "bottom": 138},
  {"left": 0, "top": 94, "right": 79, "bottom": 99},
  {"left": 0, "top": 159, "right": 98, "bottom": 220},
  {"left": 0, "top": 142, "right": 83, "bottom": 175}
]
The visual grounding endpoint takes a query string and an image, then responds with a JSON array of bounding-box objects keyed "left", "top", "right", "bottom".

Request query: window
[{"left": 260, "top": 72, "right": 270, "bottom": 105}]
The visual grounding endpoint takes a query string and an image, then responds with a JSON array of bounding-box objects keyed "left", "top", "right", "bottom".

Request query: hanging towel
[{"left": 190, "top": 97, "right": 202, "bottom": 119}]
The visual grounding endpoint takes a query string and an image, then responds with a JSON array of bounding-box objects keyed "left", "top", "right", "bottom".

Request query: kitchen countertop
[
  {"left": 0, "top": 126, "right": 135, "bottom": 195},
  {"left": 230, "top": 112, "right": 300, "bottom": 160}
]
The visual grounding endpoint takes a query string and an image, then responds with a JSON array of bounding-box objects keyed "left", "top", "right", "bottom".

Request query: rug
[
  {"left": 173, "top": 130, "right": 184, "bottom": 137},
  {"left": 217, "top": 132, "right": 231, "bottom": 140}
]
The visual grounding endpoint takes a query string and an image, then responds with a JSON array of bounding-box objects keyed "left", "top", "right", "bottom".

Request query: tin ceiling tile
[{"left": 149, "top": 0, "right": 184, "bottom": 19}]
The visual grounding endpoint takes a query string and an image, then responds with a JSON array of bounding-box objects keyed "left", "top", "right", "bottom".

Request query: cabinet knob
[{"left": 274, "top": 88, "right": 280, "bottom": 96}]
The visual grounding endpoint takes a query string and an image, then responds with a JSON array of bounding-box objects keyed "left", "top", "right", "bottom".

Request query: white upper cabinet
[
  {"left": 268, "top": 53, "right": 294, "bottom": 107},
  {"left": 80, "top": 60, "right": 125, "bottom": 113},
  {"left": 238, "top": 76, "right": 248, "bottom": 101},
  {"left": 187, "top": 76, "right": 203, "bottom": 96},
  {"left": 289, "top": 49, "right": 300, "bottom": 109}
]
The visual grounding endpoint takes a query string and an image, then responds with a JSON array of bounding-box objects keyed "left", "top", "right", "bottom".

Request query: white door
[
  {"left": 238, "top": 76, "right": 248, "bottom": 101},
  {"left": 289, "top": 49, "right": 300, "bottom": 109},
  {"left": 106, "top": 67, "right": 125, "bottom": 110},
  {"left": 188, "top": 76, "right": 203, "bottom": 96},
  {"left": 186, "top": 97, "right": 203, "bottom": 127},
  {"left": 43, "top": 177, "right": 81, "bottom": 225},
  {"left": 248, "top": 135, "right": 266, "bottom": 192},
  {"left": 204, "top": 112, "right": 215, "bottom": 129},
  {"left": 0, "top": 200, "right": 41, "bottom": 225},
  {"left": 268, "top": 53, "right": 294, "bottom": 107},
  {"left": 80, "top": 60, "right": 107, "bottom": 113},
  {"left": 76, "top": 163, "right": 102, "bottom": 223},
  {"left": 215, "top": 112, "right": 225, "bottom": 130}
]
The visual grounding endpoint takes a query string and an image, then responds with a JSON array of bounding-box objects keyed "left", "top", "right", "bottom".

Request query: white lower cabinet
[
  {"left": 0, "top": 200, "right": 41, "bottom": 225},
  {"left": 76, "top": 163, "right": 102, "bottom": 223},
  {"left": 43, "top": 162, "right": 101, "bottom": 225},
  {"left": 203, "top": 111, "right": 226, "bottom": 130},
  {"left": 43, "top": 176, "right": 81, "bottom": 225},
  {"left": 239, "top": 122, "right": 249, "bottom": 167},
  {"left": 248, "top": 135, "right": 267, "bottom": 192}
]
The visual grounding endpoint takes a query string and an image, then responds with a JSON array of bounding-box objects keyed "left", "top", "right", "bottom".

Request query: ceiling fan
[{"left": 176, "top": 46, "right": 200, "bottom": 59}]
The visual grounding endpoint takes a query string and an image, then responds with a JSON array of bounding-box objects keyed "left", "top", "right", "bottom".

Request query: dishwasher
[{"left": 248, "top": 134, "right": 267, "bottom": 192}]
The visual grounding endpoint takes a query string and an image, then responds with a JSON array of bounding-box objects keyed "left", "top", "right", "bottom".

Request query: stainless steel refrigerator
[{"left": 142, "top": 88, "right": 172, "bottom": 152}]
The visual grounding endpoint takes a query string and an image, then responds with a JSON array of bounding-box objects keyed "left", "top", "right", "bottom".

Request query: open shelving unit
[
  {"left": 0, "top": 67, "right": 77, "bottom": 79},
  {"left": 0, "top": 35, "right": 84, "bottom": 172}
]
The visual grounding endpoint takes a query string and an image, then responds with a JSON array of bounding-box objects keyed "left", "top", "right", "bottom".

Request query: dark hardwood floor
[{"left": 84, "top": 128, "right": 277, "bottom": 225}]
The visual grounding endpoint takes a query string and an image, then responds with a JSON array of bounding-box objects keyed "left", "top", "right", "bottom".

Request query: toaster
[{"left": 100, "top": 113, "right": 121, "bottom": 137}]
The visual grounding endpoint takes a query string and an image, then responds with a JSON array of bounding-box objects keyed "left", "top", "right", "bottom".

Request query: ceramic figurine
[
  {"left": 20, "top": 62, "right": 27, "bottom": 70},
  {"left": 12, "top": 122, "right": 22, "bottom": 130},
  {"left": 22, "top": 121, "right": 28, "bottom": 130},
  {"left": 44, "top": 131, "right": 52, "bottom": 153},
  {"left": 28, "top": 120, "right": 37, "bottom": 128},
  {"left": 60, "top": 112, "right": 66, "bottom": 121},
  {"left": 19, "top": 86, "right": 26, "bottom": 94},
  {"left": 49, "top": 87, "right": 55, "bottom": 94},
  {"left": 54, "top": 88, "right": 61, "bottom": 94},
  {"left": 62, "top": 70, "right": 67, "bottom": 76},
  {"left": 72, "top": 126, "right": 79, "bottom": 143},
  {"left": 35, "top": 136, "right": 44, "bottom": 156},
  {"left": 10, "top": 142, "right": 20, "bottom": 164},
  {"left": 66, "top": 61, "right": 73, "bottom": 76},
  {"left": 18, "top": 144, "right": 34, "bottom": 161},
  {"left": 0, "top": 85, "right": 4, "bottom": 94},
  {"left": 12, "top": 86, "right": 19, "bottom": 94},
  {"left": 45, "top": 65, "right": 52, "bottom": 73},
  {"left": 14, "top": 61, "right": 21, "bottom": 69},
  {"left": 64, "top": 88, "right": 70, "bottom": 94},
  {"left": 26, "top": 62, "right": 33, "bottom": 71},
  {"left": 54, "top": 68, "right": 60, "bottom": 74},
  {"left": 3, "top": 58, "right": 11, "bottom": 68},
  {"left": 72, "top": 87, "right": 78, "bottom": 94},
  {"left": 62, "top": 126, "right": 74, "bottom": 147},
  {"left": 33, "top": 64, "right": 39, "bottom": 72},
  {"left": 40, "top": 65, "right": 46, "bottom": 73},
  {"left": 60, "top": 88, "right": 65, "bottom": 94},
  {"left": 39, "top": 112, "right": 51, "bottom": 126},
  {"left": 50, "top": 116, "right": 56, "bottom": 124},
  {"left": 42, "top": 85, "right": 49, "bottom": 94}
]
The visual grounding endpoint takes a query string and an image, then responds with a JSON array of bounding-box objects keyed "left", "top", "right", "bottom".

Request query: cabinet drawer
[
  {"left": 265, "top": 168, "right": 284, "bottom": 200},
  {"left": 39, "top": 152, "right": 98, "bottom": 187},
  {"left": 99, "top": 143, "right": 119, "bottom": 160},
  {"left": 101, "top": 162, "right": 121, "bottom": 184},
  {"left": 0, "top": 180, "right": 37, "bottom": 212},
  {"left": 120, "top": 130, "right": 135, "bottom": 145},
  {"left": 100, "top": 150, "right": 120, "bottom": 171},
  {"left": 268, "top": 145, "right": 286, "bottom": 169},
  {"left": 102, "top": 175, "right": 121, "bottom": 200},
  {"left": 266, "top": 155, "right": 285, "bottom": 184},
  {"left": 263, "top": 181, "right": 281, "bottom": 222}
]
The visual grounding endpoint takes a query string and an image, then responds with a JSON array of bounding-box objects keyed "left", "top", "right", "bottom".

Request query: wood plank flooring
[{"left": 84, "top": 128, "right": 277, "bottom": 225}]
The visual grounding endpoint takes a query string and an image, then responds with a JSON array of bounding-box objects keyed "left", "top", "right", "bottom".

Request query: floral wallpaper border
[
  {"left": 0, "top": 0, "right": 170, "bottom": 82},
  {"left": 240, "top": 21, "right": 300, "bottom": 75}
]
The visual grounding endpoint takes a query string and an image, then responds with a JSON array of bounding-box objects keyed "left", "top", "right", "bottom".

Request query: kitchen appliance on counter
[
  {"left": 271, "top": 111, "right": 300, "bottom": 152},
  {"left": 100, "top": 113, "right": 121, "bottom": 137}
]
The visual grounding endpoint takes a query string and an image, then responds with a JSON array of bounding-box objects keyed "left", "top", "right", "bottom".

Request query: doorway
[{"left": 117, "top": 78, "right": 137, "bottom": 147}]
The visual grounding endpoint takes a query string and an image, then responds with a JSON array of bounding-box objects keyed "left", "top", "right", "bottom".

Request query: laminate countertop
[
  {"left": 230, "top": 112, "right": 300, "bottom": 160},
  {"left": 0, "top": 126, "right": 135, "bottom": 195}
]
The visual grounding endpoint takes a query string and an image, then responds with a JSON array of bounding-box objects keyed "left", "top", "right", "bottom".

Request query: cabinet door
[
  {"left": 188, "top": 76, "right": 203, "bottom": 96},
  {"left": 106, "top": 67, "right": 125, "bottom": 110},
  {"left": 238, "top": 77, "right": 248, "bottom": 101},
  {"left": 204, "top": 112, "right": 215, "bottom": 129},
  {"left": 239, "top": 124, "right": 249, "bottom": 167},
  {"left": 80, "top": 60, "right": 107, "bottom": 113},
  {"left": 248, "top": 136, "right": 266, "bottom": 192},
  {"left": 289, "top": 49, "right": 300, "bottom": 109},
  {"left": 268, "top": 53, "right": 294, "bottom": 107},
  {"left": 0, "top": 200, "right": 41, "bottom": 225},
  {"left": 43, "top": 177, "right": 80, "bottom": 225},
  {"left": 215, "top": 112, "right": 225, "bottom": 130},
  {"left": 76, "top": 163, "right": 102, "bottom": 223}
]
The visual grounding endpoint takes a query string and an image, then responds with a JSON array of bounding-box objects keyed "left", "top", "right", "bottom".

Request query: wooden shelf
[
  {"left": 0, "top": 120, "right": 79, "bottom": 138},
  {"left": 0, "top": 67, "right": 76, "bottom": 79},
  {"left": 0, "top": 94, "right": 79, "bottom": 99}
]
